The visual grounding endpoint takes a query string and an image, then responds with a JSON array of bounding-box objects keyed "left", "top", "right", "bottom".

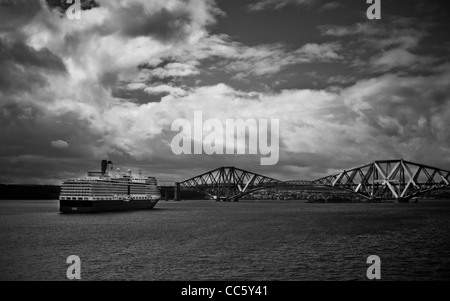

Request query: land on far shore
[
  {"left": 1, "top": 183, "right": 449, "bottom": 201},
  {"left": 0, "top": 184, "right": 61, "bottom": 200},
  {"left": 0, "top": 184, "right": 206, "bottom": 200}
]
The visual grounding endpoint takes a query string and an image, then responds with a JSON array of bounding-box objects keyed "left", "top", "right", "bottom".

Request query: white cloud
[
  {"left": 44, "top": 64, "right": 450, "bottom": 169},
  {"left": 125, "top": 83, "right": 148, "bottom": 90},
  {"left": 144, "top": 85, "right": 188, "bottom": 97},
  {"left": 1, "top": 0, "right": 449, "bottom": 183},
  {"left": 247, "top": 0, "right": 316, "bottom": 11},
  {"left": 199, "top": 40, "right": 342, "bottom": 78},
  {"left": 118, "top": 33, "right": 343, "bottom": 83},
  {"left": 148, "top": 62, "right": 200, "bottom": 79},
  {"left": 294, "top": 43, "right": 341, "bottom": 61},
  {"left": 370, "top": 48, "right": 437, "bottom": 71},
  {"left": 320, "top": 23, "right": 381, "bottom": 36},
  {"left": 51, "top": 140, "right": 69, "bottom": 149}
]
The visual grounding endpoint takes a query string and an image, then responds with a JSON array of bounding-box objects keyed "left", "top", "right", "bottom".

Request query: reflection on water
[{"left": 0, "top": 199, "right": 449, "bottom": 280}]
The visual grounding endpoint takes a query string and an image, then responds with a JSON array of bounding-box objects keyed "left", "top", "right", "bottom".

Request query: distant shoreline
[
  {"left": 0, "top": 184, "right": 61, "bottom": 200},
  {"left": 0, "top": 184, "right": 204, "bottom": 200},
  {"left": 2, "top": 183, "right": 449, "bottom": 201}
]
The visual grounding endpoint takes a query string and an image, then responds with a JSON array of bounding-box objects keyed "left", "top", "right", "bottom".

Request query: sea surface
[{"left": 0, "top": 199, "right": 449, "bottom": 281}]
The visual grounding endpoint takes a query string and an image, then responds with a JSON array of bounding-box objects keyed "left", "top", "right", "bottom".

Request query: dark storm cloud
[
  {"left": 0, "top": 40, "right": 66, "bottom": 72},
  {"left": 0, "top": 155, "right": 85, "bottom": 184},
  {"left": 112, "top": 87, "right": 165, "bottom": 104},
  {"left": 116, "top": 6, "right": 194, "bottom": 41},
  {"left": 1, "top": 0, "right": 449, "bottom": 185},
  {"left": 0, "top": 39, "right": 66, "bottom": 93},
  {"left": 0, "top": 0, "right": 41, "bottom": 32},
  {"left": 0, "top": 102, "right": 103, "bottom": 159},
  {"left": 0, "top": 100, "right": 112, "bottom": 184},
  {"left": 317, "top": 10, "right": 449, "bottom": 76}
]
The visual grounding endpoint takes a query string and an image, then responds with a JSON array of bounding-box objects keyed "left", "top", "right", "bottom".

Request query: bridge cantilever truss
[
  {"left": 178, "top": 159, "right": 450, "bottom": 202},
  {"left": 308, "top": 159, "right": 450, "bottom": 201},
  {"left": 180, "top": 166, "right": 282, "bottom": 201}
]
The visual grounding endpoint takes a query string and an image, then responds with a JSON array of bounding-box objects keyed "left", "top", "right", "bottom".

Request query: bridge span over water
[{"left": 171, "top": 159, "right": 450, "bottom": 202}]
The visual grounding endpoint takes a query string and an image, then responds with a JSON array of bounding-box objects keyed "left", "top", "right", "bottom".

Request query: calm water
[{"left": 0, "top": 199, "right": 449, "bottom": 281}]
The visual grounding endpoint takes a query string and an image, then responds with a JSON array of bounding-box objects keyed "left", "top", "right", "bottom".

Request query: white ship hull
[{"left": 59, "top": 160, "right": 161, "bottom": 213}]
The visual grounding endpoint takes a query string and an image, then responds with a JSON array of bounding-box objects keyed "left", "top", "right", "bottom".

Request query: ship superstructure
[{"left": 59, "top": 160, "right": 160, "bottom": 213}]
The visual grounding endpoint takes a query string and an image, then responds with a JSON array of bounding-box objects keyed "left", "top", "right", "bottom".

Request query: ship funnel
[{"left": 101, "top": 160, "right": 108, "bottom": 175}]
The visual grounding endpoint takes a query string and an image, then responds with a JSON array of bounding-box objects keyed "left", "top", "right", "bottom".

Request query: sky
[{"left": 0, "top": 0, "right": 449, "bottom": 185}]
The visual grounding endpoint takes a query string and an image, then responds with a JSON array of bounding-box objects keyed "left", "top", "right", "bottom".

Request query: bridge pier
[
  {"left": 174, "top": 182, "right": 180, "bottom": 201},
  {"left": 164, "top": 188, "right": 169, "bottom": 201}
]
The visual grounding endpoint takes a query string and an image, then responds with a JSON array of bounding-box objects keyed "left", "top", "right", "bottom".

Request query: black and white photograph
[{"left": 0, "top": 0, "right": 450, "bottom": 286}]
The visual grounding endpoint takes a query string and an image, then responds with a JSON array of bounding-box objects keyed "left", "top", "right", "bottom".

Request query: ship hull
[{"left": 59, "top": 199, "right": 159, "bottom": 213}]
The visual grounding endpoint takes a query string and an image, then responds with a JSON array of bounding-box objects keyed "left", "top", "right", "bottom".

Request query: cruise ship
[{"left": 59, "top": 160, "right": 161, "bottom": 213}]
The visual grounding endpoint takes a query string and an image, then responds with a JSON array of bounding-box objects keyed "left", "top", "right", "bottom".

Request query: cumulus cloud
[
  {"left": 144, "top": 85, "right": 188, "bottom": 97},
  {"left": 39, "top": 66, "right": 450, "bottom": 178},
  {"left": 113, "top": 35, "right": 342, "bottom": 95},
  {"left": 295, "top": 43, "right": 341, "bottom": 61},
  {"left": 51, "top": 140, "right": 69, "bottom": 149},
  {"left": 370, "top": 48, "right": 437, "bottom": 71},
  {"left": 0, "top": 39, "right": 66, "bottom": 94},
  {"left": 0, "top": 0, "right": 449, "bottom": 184}
]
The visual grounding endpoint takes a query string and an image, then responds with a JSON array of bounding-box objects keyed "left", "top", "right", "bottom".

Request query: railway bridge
[{"left": 168, "top": 159, "right": 450, "bottom": 202}]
